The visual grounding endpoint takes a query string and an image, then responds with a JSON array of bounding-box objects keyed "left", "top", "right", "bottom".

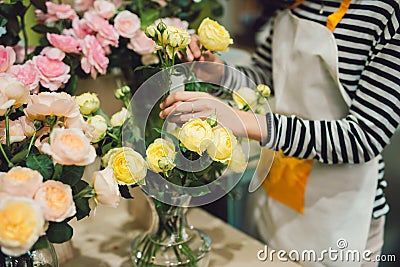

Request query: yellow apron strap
[{"left": 326, "top": 0, "right": 352, "bottom": 31}]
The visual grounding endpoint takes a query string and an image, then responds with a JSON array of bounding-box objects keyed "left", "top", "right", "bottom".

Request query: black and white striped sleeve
[{"left": 265, "top": 11, "right": 400, "bottom": 164}]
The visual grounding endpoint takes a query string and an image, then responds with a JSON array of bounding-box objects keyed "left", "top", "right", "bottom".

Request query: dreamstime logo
[
  {"left": 257, "top": 238, "right": 396, "bottom": 263},
  {"left": 122, "top": 62, "right": 274, "bottom": 207}
]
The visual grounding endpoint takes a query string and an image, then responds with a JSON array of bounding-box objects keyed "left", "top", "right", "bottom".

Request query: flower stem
[
  {"left": 0, "top": 143, "right": 13, "bottom": 168},
  {"left": 5, "top": 107, "right": 12, "bottom": 147},
  {"left": 26, "top": 130, "right": 37, "bottom": 159}
]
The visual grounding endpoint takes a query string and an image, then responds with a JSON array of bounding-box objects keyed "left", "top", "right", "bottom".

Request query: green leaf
[
  {"left": 31, "top": 236, "right": 50, "bottom": 251},
  {"left": 30, "top": 0, "right": 47, "bottom": 12},
  {"left": 64, "top": 74, "right": 78, "bottom": 95},
  {"left": 140, "top": 9, "right": 160, "bottom": 28},
  {"left": 46, "top": 222, "right": 73, "bottom": 244},
  {"left": 119, "top": 185, "right": 133, "bottom": 199},
  {"left": 31, "top": 24, "right": 60, "bottom": 34},
  {"left": 26, "top": 154, "right": 54, "bottom": 180},
  {"left": 10, "top": 149, "right": 28, "bottom": 164},
  {"left": 60, "top": 165, "right": 85, "bottom": 186},
  {"left": 74, "top": 197, "right": 91, "bottom": 220}
]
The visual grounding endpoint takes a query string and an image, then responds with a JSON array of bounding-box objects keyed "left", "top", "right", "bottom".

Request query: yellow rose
[
  {"left": 228, "top": 144, "right": 247, "bottom": 173},
  {"left": 75, "top": 92, "right": 100, "bottom": 115},
  {"left": 87, "top": 115, "right": 108, "bottom": 143},
  {"left": 207, "top": 127, "right": 237, "bottom": 163},
  {"left": 178, "top": 119, "right": 213, "bottom": 155},
  {"left": 198, "top": 17, "right": 233, "bottom": 52},
  {"left": 0, "top": 196, "right": 45, "bottom": 257},
  {"left": 146, "top": 138, "right": 176, "bottom": 173},
  {"left": 110, "top": 107, "right": 130, "bottom": 127},
  {"left": 256, "top": 84, "right": 271, "bottom": 98},
  {"left": 102, "top": 147, "right": 147, "bottom": 185},
  {"left": 232, "top": 87, "right": 258, "bottom": 110},
  {"left": 161, "top": 26, "right": 191, "bottom": 59}
]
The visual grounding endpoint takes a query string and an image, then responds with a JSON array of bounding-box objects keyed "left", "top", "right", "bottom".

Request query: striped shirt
[{"left": 223, "top": 0, "right": 399, "bottom": 218}]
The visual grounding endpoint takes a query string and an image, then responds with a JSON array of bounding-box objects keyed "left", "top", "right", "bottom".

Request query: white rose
[
  {"left": 87, "top": 115, "right": 108, "bottom": 142},
  {"left": 92, "top": 167, "right": 120, "bottom": 208},
  {"left": 110, "top": 107, "right": 130, "bottom": 127}
]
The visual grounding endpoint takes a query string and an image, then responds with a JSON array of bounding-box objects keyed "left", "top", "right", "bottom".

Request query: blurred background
[{"left": 203, "top": 0, "right": 400, "bottom": 265}]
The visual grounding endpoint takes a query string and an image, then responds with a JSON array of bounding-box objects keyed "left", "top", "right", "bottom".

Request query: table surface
[{"left": 62, "top": 196, "right": 300, "bottom": 267}]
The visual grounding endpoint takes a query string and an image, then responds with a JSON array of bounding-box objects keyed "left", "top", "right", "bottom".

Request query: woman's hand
[
  {"left": 159, "top": 91, "right": 268, "bottom": 143},
  {"left": 178, "top": 35, "right": 225, "bottom": 84}
]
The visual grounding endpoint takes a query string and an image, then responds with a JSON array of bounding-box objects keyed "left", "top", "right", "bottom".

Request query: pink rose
[
  {"left": 153, "top": 0, "right": 167, "bottom": 7},
  {"left": 81, "top": 35, "right": 109, "bottom": 79},
  {"left": 128, "top": 30, "right": 156, "bottom": 55},
  {"left": 12, "top": 45, "right": 35, "bottom": 64},
  {"left": 47, "top": 33, "right": 80, "bottom": 54},
  {"left": 74, "top": 0, "right": 94, "bottom": 13},
  {"left": 84, "top": 12, "right": 119, "bottom": 47},
  {"left": 94, "top": 0, "right": 116, "bottom": 19},
  {"left": 44, "top": 2, "right": 77, "bottom": 23},
  {"left": 40, "top": 128, "right": 96, "bottom": 166},
  {"left": 92, "top": 167, "right": 120, "bottom": 208},
  {"left": 32, "top": 48, "right": 70, "bottom": 91},
  {"left": 9, "top": 61, "right": 40, "bottom": 92},
  {"left": 0, "top": 167, "right": 43, "bottom": 198},
  {"left": 71, "top": 18, "right": 94, "bottom": 39},
  {"left": 24, "top": 92, "right": 80, "bottom": 121},
  {"left": 0, "top": 46, "right": 16, "bottom": 73},
  {"left": 114, "top": 10, "right": 140, "bottom": 38},
  {"left": 34, "top": 180, "right": 76, "bottom": 222}
]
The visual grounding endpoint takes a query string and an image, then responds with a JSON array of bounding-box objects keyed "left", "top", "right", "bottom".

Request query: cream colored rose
[
  {"left": 110, "top": 107, "right": 130, "bottom": 127},
  {"left": 92, "top": 167, "right": 120, "bottom": 208},
  {"left": 40, "top": 128, "right": 96, "bottom": 166},
  {"left": 0, "top": 196, "right": 45, "bottom": 257},
  {"left": 160, "top": 26, "right": 191, "bottom": 59},
  {"left": 87, "top": 115, "right": 108, "bottom": 143},
  {"left": 198, "top": 18, "right": 233, "bottom": 52},
  {"left": 0, "top": 119, "right": 25, "bottom": 144},
  {"left": 206, "top": 127, "right": 237, "bottom": 163},
  {"left": 75, "top": 92, "right": 100, "bottom": 115},
  {"left": 0, "top": 74, "right": 30, "bottom": 113},
  {"left": 232, "top": 87, "right": 258, "bottom": 110},
  {"left": 0, "top": 167, "right": 43, "bottom": 198},
  {"left": 102, "top": 147, "right": 147, "bottom": 185},
  {"left": 146, "top": 138, "right": 176, "bottom": 173},
  {"left": 34, "top": 180, "right": 76, "bottom": 222},
  {"left": 178, "top": 119, "right": 213, "bottom": 155},
  {"left": 24, "top": 92, "right": 80, "bottom": 121},
  {"left": 228, "top": 144, "right": 247, "bottom": 173}
]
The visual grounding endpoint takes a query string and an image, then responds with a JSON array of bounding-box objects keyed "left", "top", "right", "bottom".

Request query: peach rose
[
  {"left": 24, "top": 92, "right": 80, "bottom": 121},
  {"left": 40, "top": 128, "right": 96, "bottom": 166},
  {"left": 0, "top": 196, "right": 45, "bottom": 257},
  {"left": 18, "top": 116, "right": 35, "bottom": 137},
  {"left": 0, "top": 119, "right": 26, "bottom": 144},
  {"left": 32, "top": 48, "right": 71, "bottom": 91},
  {"left": 81, "top": 35, "right": 109, "bottom": 79},
  {"left": 9, "top": 60, "right": 40, "bottom": 92},
  {"left": 114, "top": 10, "right": 140, "bottom": 38},
  {"left": 34, "top": 180, "right": 76, "bottom": 222},
  {"left": 128, "top": 31, "right": 156, "bottom": 55},
  {"left": 94, "top": 0, "right": 116, "bottom": 19},
  {"left": 0, "top": 167, "right": 43, "bottom": 198},
  {"left": 0, "top": 74, "right": 30, "bottom": 113},
  {"left": 47, "top": 33, "right": 80, "bottom": 54},
  {"left": 64, "top": 113, "right": 94, "bottom": 140},
  {"left": 44, "top": 2, "right": 78, "bottom": 23},
  {"left": 0, "top": 45, "right": 16, "bottom": 73},
  {"left": 92, "top": 167, "right": 120, "bottom": 208}
]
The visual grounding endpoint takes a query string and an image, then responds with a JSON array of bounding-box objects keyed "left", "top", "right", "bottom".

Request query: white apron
[{"left": 253, "top": 9, "right": 379, "bottom": 267}]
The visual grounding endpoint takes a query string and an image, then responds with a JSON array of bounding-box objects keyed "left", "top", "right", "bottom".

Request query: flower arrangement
[{"left": 0, "top": 0, "right": 224, "bottom": 93}]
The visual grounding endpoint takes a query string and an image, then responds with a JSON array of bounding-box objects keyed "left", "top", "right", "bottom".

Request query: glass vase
[
  {"left": 130, "top": 195, "right": 211, "bottom": 267},
  {"left": 0, "top": 237, "right": 58, "bottom": 267}
]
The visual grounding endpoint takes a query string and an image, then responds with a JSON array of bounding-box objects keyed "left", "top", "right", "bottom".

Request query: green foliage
[
  {"left": 60, "top": 165, "right": 85, "bottom": 187},
  {"left": 46, "top": 221, "right": 73, "bottom": 244},
  {"left": 26, "top": 154, "right": 54, "bottom": 180}
]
